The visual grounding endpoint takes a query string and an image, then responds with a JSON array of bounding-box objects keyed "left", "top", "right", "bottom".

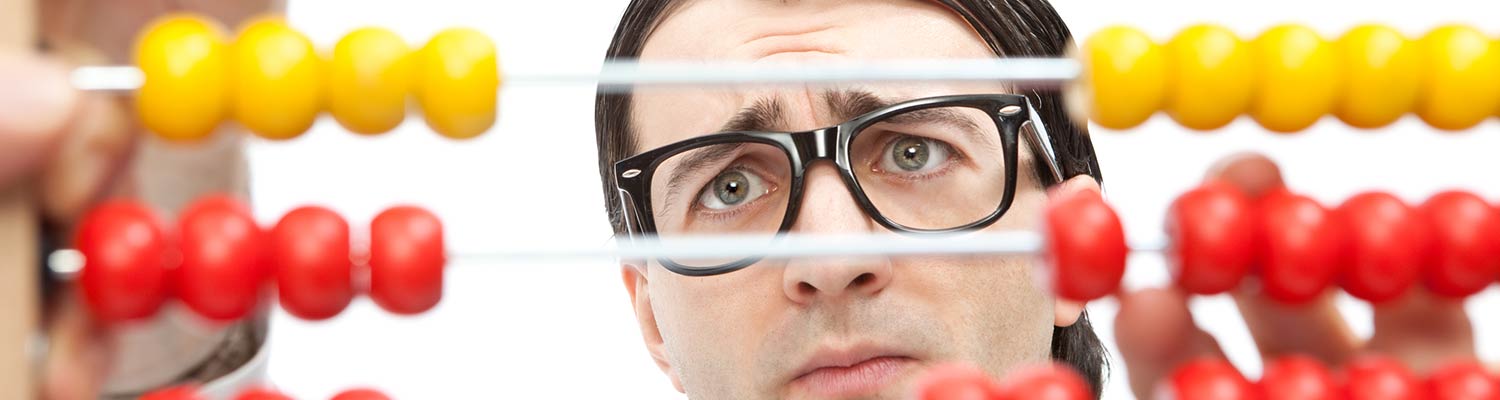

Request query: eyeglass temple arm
[
  {"left": 615, "top": 187, "right": 643, "bottom": 240},
  {"left": 1021, "top": 98, "right": 1067, "bottom": 185}
]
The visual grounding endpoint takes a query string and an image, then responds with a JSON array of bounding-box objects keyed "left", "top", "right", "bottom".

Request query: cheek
[
  {"left": 892, "top": 243, "right": 1055, "bottom": 367},
  {"left": 1000, "top": 189, "right": 1049, "bottom": 230},
  {"left": 647, "top": 265, "right": 787, "bottom": 387}
]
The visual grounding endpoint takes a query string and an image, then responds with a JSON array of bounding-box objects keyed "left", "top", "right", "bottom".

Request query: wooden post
[{"left": 0, "top": 0, "right": 40, "bottom": 398}]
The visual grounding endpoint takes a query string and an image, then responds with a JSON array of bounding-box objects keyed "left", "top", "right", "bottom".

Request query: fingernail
[{"left": 0, "top": 55, "right": 79, "bottom": 137}]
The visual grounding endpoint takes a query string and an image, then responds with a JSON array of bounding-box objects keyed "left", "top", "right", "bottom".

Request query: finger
[
  {"left": 1230, "top": 291, "right": 1359, "bottom": 365},
  {"left": 40, "top": 288, "right": 112, "bottom": 400},
  {"left": 1206, "top": 153, "right": 1362, "bottom": 365},
  {"left": 1365, "top": 288, "right": 1474, "bottom": 374},
  {"left": 0, "top": 54, "right": 79, "bottom": 189},
  {"left": 1204, "top": 152, "right": 1285, "bottom": 199},
  {"left": 1114, "top": 287, "right": 1225, "bottom": 398},
  {"left": 38, "top": 92, "right": 135, "bottom": 225}
]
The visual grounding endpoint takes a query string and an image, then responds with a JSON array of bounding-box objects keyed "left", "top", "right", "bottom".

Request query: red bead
[
  {"left": 1257, "top": 355, "right": 1337, "bottom": 400},
  {"left": 76, "top": 200, "right": 171, "bottom": 322},
  {"left": 1256, "top": 191, "right": 1343, "bottom": 304},
  {"left": 913, "top": 364, "right": 1001, "bottom": 400},
  {"left": 1336, "top": 192, "right": 1428, "bottom": 303},
  {"left": 271, "top": 206, "right": 354, "bottom": 320},
  {"left": 1156, "top": 357, "right": 1254, "bottom": 400},
  {"left": 330, "top": 388, "right": 392, "bottom": 400},
  {"left": 1427, "top": 359, "right": 1500, "bottom": 400},
  {"left": 1419, "top": 191, "right": 1500, "bottom": 298},
  {"left": 1342, "top": 355, "right": 1422, "bottom": 400},
  {"left": 235, "top": 387, "right": 296, "bottom": 400},
  {"left": 177, "top": 195, "right": 267, "bottom": 321},
  {"left": 141, "top": 385, "right": 204, "bottom": 400},
  {"left": 1044, "top": 189, "right": 1128, "bottom": 302},
  {"left": 369, "top": 206, "right": 446, "bottom": 315},
  {"left": 994, "top": 363, "right": 1091, "bottom": 400},
  {"left": 1167, "top": 180, "right": 1256, "bottom": 295}
]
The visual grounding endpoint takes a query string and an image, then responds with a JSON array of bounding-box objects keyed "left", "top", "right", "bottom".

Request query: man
[
  {"left": 596, "top": 1, "right": 1105, "bottom": 398},
  {"left": 594, "top": 0, "right": 1483, "bottom": 399}
]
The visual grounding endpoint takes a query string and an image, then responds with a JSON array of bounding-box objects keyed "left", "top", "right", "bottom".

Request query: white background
[{"left": 253, "top": 1, "right": 1500, "bottom": 398}]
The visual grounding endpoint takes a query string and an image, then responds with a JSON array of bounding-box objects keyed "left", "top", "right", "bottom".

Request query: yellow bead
[
  {"left": 1334, "top": 25, "right": 1421, "bottom": 129},
  {"left": 231, "top": 17, "right": 323, "bottom": 140},
  {"left": 328, "top": 27, "right": 413, "bottom": 135},
  {"left": 1250, "top": 24, "right": 1340, "bottom": 133},
  {"left": 1417, "top": 25, "right": 1500, "bottom": 131},
  {"left": 416, "top": 28, "right": 499, "bottom": 139},
  {"left": 133, "top": 14, "right": 231, "bottom": 141},
  {"left": 1165, "top": 24, "right": 1254, "bottom": 131},
  {"left": 1081, "top": 26, "right": 1168, "bottom": 130}
]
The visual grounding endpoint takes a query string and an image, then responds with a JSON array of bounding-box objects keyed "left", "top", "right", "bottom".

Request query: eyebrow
[
  {"left": 826, "top": 89, "right": 992, "bottom": 148},
  {"left": 718, "top": 89, "right": 889, "bottom": 132},
  {"left": 877, "top": 107, "right": 987, "bottom": 142},
  {"left": 722, "top": 89, "right": 985, "bottom": 140},
  {"left": 719, "top": 97, "right": 788, "bottom": 133}
]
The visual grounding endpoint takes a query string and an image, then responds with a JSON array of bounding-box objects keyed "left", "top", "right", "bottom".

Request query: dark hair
[{"left": 594, "top": 0, "right": 1108, "bottom": 396}]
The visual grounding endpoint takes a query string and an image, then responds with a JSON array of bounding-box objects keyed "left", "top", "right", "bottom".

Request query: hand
[
  {"left": 6, "top": 2, "right": 277, "bottom": 398},
  {"left": 1112, "top": 153, "right": 1476, "bottom": 397},
  {"left": 0, "top": 51, "right": 133, "bottom": 400}
]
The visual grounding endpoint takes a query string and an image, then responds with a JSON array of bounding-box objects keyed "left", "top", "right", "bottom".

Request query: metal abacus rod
[
  {"left": 72, "top": 58, "right": 1085, "bottom": 93},
  {"left": 47, "top": 230, "right": 1167, "bottom": 275}
]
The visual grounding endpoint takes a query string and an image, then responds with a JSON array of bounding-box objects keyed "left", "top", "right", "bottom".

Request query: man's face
[{"left": 622, "top": 1, "right": 1083, "bottom": 399}]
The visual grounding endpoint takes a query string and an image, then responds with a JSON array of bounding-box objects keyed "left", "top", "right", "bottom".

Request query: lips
[{"left": 789, "top": 345, "right": 920, "bottom": 398}]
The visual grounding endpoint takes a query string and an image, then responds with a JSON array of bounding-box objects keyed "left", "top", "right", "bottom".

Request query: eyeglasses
[{"left": 612, "top": 94, "right": 1065, "bottom": 276}]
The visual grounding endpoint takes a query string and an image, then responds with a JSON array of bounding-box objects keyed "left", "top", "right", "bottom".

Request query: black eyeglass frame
[{"left": 612, "top": 94, "right": 1065, "bottom": 276}]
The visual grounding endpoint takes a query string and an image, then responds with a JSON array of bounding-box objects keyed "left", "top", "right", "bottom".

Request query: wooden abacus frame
[{"left": 0, "top": 0, "right": 39, "bottom": 398}]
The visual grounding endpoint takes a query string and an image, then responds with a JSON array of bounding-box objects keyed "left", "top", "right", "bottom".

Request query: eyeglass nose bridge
[{"left": 786, "top": 126, "right": 844, "bottom": 165}]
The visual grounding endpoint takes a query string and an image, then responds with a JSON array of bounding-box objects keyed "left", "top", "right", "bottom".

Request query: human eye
[
  {"left": 870, "top": 134, "right": 962, "bottom": 180},
  {"left": 695, "top": 166, "right": 775, "bottom": 213}
]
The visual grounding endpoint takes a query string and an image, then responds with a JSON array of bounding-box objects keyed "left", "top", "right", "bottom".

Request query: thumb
[
  {"left": 0, "top": 54, "right": 79, "bottom": 189},
  {"left": 1050, "top": 174, "right": 1103, "bottom": 198}
]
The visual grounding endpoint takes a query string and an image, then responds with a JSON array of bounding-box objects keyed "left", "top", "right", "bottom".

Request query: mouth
[{"left": 788, "top": 346, "right": 920, "bottom": 398}]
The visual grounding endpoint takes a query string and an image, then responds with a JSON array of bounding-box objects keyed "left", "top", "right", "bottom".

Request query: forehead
[{"left": 631, "top": 0, "right": 1005, "bottom": 152}]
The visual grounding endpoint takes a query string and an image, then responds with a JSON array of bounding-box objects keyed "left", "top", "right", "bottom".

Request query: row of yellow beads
[
  {"left": 1082, "top": 24, "right": 1500, "bottom": 132},
  {"left": 134, "top": 14, "right": 499, "bottom": 141}
]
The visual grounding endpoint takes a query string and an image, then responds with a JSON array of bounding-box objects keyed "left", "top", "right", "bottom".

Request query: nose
[{"left": 781, "top": 163, "right": 894, "bottom": 305}]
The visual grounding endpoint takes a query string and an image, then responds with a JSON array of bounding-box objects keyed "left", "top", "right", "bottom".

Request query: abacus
[{"left": 2, "top": 5, "right": 1498, "bottom": 400}]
